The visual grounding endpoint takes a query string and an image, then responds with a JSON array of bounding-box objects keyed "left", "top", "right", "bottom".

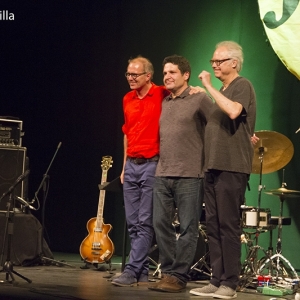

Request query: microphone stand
[
  {"left": 0, "top": 171, "right": 32, "bottom": 284},
  {"left": 29, "top": 142, "right": 74, "bottom": 268}
]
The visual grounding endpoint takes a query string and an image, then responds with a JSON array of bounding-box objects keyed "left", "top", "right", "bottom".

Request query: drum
[{"left": 241, "top": 206, "right": 271, "bottom": 228}]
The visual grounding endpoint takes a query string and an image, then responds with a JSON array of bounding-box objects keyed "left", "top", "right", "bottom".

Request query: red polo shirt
[{"left": 122, "top": 83, "right": 169, "bottom": 158}]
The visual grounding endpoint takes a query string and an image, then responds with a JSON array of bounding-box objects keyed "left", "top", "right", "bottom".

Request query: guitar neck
[{"left": 96, "top": 170, "right": 108, "bottom": 230}]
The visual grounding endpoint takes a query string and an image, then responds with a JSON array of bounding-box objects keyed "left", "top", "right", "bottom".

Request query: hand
[
  {"left": 189, "top": 86, "right": 206, "bottom": 94},
  {"left": 251, "top": 133, "right": 259, "bottom": 145},
  {"left": 120, "top": 170, "right": 124, "bottom": 184},
  {"left": 198, "top": 70, "right": 211, "bottom": 89}
]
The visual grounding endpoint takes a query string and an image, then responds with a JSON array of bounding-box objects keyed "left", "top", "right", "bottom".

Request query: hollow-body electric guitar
[{"left": 79, "top": 156, "right": 115, "bottom": 264}]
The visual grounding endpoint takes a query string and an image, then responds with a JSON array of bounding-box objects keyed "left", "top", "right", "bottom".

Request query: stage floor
[{"left": 0, "top": 253, "right": 298, "bottom": 300}]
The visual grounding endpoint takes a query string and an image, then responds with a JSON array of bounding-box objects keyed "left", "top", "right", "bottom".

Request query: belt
[{"left": 127, "top": 155, "right": 159, "bottom": 165}]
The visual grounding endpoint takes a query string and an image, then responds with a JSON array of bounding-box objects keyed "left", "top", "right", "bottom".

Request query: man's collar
[
  {"left": 166, "top": 86, "right": 190, "bottom": 100},
  {"left": 132, "top": 83, "right": 155, "bottom": 99}
]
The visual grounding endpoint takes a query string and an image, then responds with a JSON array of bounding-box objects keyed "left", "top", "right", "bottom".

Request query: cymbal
[
  {"left": 252, "top": 130, "right": 294, "bottom": 174},
  {"left": 265, "top": 187, "right": 300, "bottom": 198}
]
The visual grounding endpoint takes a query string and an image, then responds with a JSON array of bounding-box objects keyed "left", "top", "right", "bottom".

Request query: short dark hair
[{"left": 162, "top": 55, "right": 191, "bottom": 82}]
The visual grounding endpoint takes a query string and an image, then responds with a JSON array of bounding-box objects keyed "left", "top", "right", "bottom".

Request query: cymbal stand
[
  {"left": 258, "top": 190, "right": 299, "bottom": 280},
  {"left": 254, "top": 145, "right": 266, "bottom": 244},
  {"left": 0, "top": 176, "right": 32, "bottom": 285}
]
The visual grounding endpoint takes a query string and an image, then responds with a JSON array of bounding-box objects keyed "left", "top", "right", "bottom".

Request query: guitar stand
[
  {"left": 80, "top": 258, "right": 114, "bottom": 272},
  {"left": 0, "top": 187, "right": 32, "bottom": 285},
  {"left": 96, "top": 259, "right": 115, "bottom": 273}
]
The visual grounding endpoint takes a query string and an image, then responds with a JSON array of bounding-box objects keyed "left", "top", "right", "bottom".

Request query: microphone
[
  {"left": 0, "top": 170, "right": 30, "bottom": 200},
  {"left": 16, "top": 196, "right": 36, "bottom": 210},
  {"left": 296, "top": 128, "right": 300, "bottom": 134}
]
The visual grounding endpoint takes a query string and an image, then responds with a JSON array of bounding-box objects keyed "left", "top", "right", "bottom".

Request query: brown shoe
[
  {"left": 148, "top": 275, "right": 186, "bottom": 293},
  {"left": 147, "top": 274, "right": 169, "bottom": 289}
]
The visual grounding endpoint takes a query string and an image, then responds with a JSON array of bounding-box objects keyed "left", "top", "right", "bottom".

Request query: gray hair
[{"left": 216, "top": 41, "right": 244, "bottom": 72}]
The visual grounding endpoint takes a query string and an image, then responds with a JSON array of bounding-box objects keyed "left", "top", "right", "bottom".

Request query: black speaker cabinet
[{"left": 0, "top": 147, "right": 26, "bottom": 211}]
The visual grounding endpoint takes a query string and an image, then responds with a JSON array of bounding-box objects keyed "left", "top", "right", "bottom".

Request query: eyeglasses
[
  {"left": 209, "top": 58, "right": 232, "bottom": 66},
  {"left": 125, "top": 72, "right": 146, "bottom": 79}
]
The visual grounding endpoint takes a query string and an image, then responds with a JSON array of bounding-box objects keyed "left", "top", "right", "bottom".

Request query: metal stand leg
[
  {"left": 0, "top": 192, "right": 32, "bottom": 285},
  {"left": 148, "top": 256, "right": 161, "bottom": 278},
  {"left": 259, "top": 253, "right": 299, "bottom": 280},
  {"left": 258, "top": 196, "right": 299, "bottom": 280},
  {"left": 190, "top": 251, "right": 211, "bottom": 278}
]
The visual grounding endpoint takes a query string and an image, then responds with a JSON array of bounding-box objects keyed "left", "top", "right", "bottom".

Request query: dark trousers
[
  {"left": 153, "top": 177, "right": 203, "bottom": 282},
  {"left": 122, "top": 160, "right": 156, "bottom": 279},
  {"left": 204, "top": 170, "right": 248, "bottom": 290}
]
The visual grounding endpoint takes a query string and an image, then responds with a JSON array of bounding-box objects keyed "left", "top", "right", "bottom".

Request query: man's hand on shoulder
[{"left": 189, "top": 86, "right": 207, "bottom": 94}]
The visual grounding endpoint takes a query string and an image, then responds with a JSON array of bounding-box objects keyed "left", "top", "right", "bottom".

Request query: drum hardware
[
  {"left": 239, "top": 131, "right": 296, "bottom": 289},
  {"left": 191, "top": 251, "right": 212, "bottom": 278},
  {"left": 149, "top": 224, "right": 211, "bottom": 279},
  {"left": 190, "top": 251, "right": 211, "bottom": 279},
  {"left": 239, "top": 204, "right": 272, "bottom": 287},
  {"left": 239, "top": 241, "right": 271, "bottom": 289},
  {"left": 240, "top": 130, "right": 294, "bottom": 288},
  {"left": 148, "top": 256, "right": 162, "bottom": 278},
  {"left": 190, "top": 224, "right": 211, "bottom": 279},
  {"left": 241, "top": 206, "right": 271, "bottom": 228},
  {"left": 251, "top": 130, "right": 294, "bottom": 242},
  {"left": 148, "top": 210, "right": 197, "bottom": 278},
  {"left": 259, "top": 181, "right": 300, "bottom": 280},
  {"left": 148, "top": 243, "right": 162, "bottom": 278}
]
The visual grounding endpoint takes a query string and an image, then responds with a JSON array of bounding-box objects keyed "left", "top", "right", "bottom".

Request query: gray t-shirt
[
  {"left": 155, "top": 87, "right": 213, "bottom": 178},
  {"left": 204, "top": 76, "right": 256, "bottom": 174}
]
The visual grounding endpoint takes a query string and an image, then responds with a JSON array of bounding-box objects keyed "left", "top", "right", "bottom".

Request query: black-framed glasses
[
  {"left": 209, "top": 58, "right": 232, "bottom": 66},
  {"left": 125, "top": 72, "right": 146, "bottom": 79}
]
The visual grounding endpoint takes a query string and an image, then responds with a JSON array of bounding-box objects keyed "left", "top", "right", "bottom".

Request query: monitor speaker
[{"left": 0, "top": 147, "right": 27, "bottom": 211}]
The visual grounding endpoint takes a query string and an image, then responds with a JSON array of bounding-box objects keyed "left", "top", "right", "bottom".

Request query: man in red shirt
[{"left": 112, "top": 56, "right": 169, "bottom": 287}]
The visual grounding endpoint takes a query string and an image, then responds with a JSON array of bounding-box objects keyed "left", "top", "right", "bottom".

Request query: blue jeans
[
  {"left": 153, "top": 177, "right": 203, "bottom": 282},
  {"left": 122, "top": 160, "right": 156, "bottom": 279}
]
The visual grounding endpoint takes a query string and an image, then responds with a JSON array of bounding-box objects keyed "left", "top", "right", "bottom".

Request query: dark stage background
[{"left": 2, "top": 1, "right": 300, "bottom": 270}]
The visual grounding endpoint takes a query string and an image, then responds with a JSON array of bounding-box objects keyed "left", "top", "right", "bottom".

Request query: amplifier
[
  {"left": 0, "top": 118, "right": 23, "bottom": 147},
  {"left": 0, "top": 147, "right": 27, "bottom": 211}
]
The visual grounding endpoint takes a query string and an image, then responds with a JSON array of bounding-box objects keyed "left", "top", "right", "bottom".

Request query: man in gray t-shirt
[
  {"left": 149, "top": 55, "right": 213, "bottom": 293},
  {"left": 190, "top": 41, "right": 256, "bottom": 299}
]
